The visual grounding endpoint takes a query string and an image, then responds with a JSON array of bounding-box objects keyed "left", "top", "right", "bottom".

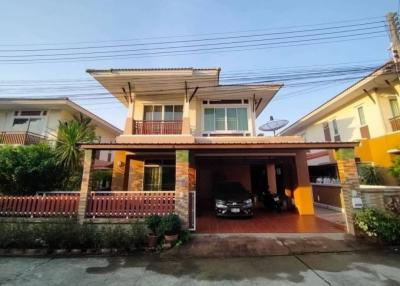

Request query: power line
[
  {"left": 0, "top": 20, "right": 385, "bottom": 54},
  {"left": 0, "top": 16, "right": 385, "bottom": 48}
]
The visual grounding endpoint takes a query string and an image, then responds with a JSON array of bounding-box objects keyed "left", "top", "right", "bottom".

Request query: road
[{"left": 0, "top": 250, "right": 399, "bottom": 285}]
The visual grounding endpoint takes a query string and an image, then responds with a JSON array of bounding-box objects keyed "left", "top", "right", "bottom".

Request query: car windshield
[{"left": 215, "top": 182, "right": 246, "bottom": 194}]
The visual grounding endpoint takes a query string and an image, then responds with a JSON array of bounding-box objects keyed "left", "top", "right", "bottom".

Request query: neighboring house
[
  {"left": 81, "top": 67, "right": 359, "bottom": 232},
  {"left": 280, "top": 61, "right": 400, "bottom": 186},
  {"left": 0, "top": 97, "right": 122, "bottom": 167}
]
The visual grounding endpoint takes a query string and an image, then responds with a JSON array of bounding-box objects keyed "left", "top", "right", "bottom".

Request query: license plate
[{"left": 231, "top": 208, "right": 240, "bottom": 213}]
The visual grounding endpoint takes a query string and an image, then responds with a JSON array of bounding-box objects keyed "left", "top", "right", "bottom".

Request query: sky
[{"left": 0, "top": 0, "right": 398, "bottom": 133}]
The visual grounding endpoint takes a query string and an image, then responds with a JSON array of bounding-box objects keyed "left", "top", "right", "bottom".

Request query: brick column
[
  {"left": 293, "top": 150, "right": 314, "bottom": 215},
  {"left": 335, "top": 148, "right": 360, "bottom": 235},
  {"left": 175, "top": 150, "right": 193, "bottom": 228},
  {"left": 266, "top": 163, "right": 277, "bottom": 194},
  {"left": 78, "top": 149, "right": 94, "bottom": 224},
  {"left": 128, "top": 158, "right": 144, "bottom": 192}
]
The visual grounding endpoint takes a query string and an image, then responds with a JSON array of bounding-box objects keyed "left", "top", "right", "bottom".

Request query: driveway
[{"left": 1, "top": 250, "right": 399, "bottom": 286}]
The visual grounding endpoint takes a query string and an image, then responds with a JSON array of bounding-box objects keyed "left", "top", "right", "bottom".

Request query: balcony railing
[
  {"left": 390, "top": 116, "right": 400, "bottom": 132},
  {"left": 134, "top": 120, "right": 182, "bottom": 135},
  {"left": 0, "top": 131, "right": 47, "bottom": 145}
]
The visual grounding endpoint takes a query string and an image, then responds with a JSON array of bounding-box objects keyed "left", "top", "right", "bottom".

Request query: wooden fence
[
  {"left": 0, "top": 193, "right": 80, "bottom": 217},
  {"left": 86, "top": 191, "right": 175, "bottom": 218}
]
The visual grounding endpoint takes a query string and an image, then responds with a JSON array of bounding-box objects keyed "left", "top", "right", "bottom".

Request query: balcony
[
  {"left": 389, "top": 116, "right": 400, "bottom": 132},
  {"left": 0, "top": 131, "right": 47, "bottom": 145},
  {"left": 134, "top": 120, "right": 182, "bottom": 135}
]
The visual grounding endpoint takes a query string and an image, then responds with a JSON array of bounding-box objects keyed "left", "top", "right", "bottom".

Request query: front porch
[{"left": 78, "top": 140, "right": 359, "bottom": 234}]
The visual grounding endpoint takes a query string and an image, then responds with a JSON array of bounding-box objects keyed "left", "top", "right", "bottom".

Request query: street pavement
[{"left": 0, "top": 250, "right": 399, "bottom": 285}]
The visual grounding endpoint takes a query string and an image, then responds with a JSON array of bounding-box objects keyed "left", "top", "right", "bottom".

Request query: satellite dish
[{"left": 259, "top": 116, "right": 289, "bottom": 136}]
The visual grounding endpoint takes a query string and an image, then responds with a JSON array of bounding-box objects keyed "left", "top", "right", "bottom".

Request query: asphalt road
[{"left": 0, "top": 251, "right": 399, "bottom": 286}]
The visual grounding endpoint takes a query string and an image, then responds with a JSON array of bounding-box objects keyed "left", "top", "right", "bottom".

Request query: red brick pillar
[
  {"left": 78, "top": 149, "right": 94, "bottom": 223},
  {"left": 335, "top": 148, "right": 360, "bottom": 235},
  {"left": 175, "top": 150, "right": 194, "bottom": 228}
]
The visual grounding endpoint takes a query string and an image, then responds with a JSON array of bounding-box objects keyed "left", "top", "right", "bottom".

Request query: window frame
[
  {"left": 11, "top": 110, "right": 48, "bottom": 135},
  {"left": 332, "top": 119, "right": 341, "bottom": 142},
  {"left": 357, "top": 106, "right": 367, "bottom": 126},
  {"left": 201, "top": 103, "right": 250, "bottom": 134},
  {"left": 143, "top": 159, "right": 176, "bottom": 192},
  {"left": 142, "top": 105, "right": 183, "bottom": 121},
  {"left": 389, "top": 98, "right": 400, "bottom": 118}
]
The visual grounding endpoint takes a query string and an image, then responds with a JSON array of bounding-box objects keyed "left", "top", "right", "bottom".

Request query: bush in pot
[
  {"left": 144, "top": 215, "right": 161, "bottom": 248},
  {"left": 159, "top": 214, "right": 181, "bottom": 244}
]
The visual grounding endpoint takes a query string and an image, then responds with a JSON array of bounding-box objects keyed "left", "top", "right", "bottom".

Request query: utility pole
[{"left": 386, "top": 12, "right": 400, "bottom": 63}]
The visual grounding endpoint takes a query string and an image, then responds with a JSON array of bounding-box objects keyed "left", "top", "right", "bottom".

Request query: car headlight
[
  {"left": 215, "top": 200, "right": 227, "bottom": 208},
  {"left": 243, "top": 199, "right": 253, "bottom": 207}
]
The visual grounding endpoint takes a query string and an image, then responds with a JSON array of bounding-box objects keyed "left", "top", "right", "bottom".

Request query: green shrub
[
  {"left": 159, "top": 214, "right": 181, "bottom": 236},
  {"left": 358, "top": 164, "right": 383, "bottom": 185},
  {"left": 0, "top": 219, "right": 169, "bottom": 250},
  {"left": 0, "top": 144, "right": 69, "bottom": 195},
  {"left": 355, "top": 208, "right": 400, "bottom": 244},
  {"left": 390, "top": 156, "right": 400, "bottom": 182},
  {"left": 145, "top": 215, "right": 161, "bottom": 235},
  {"left": 129, "top": 221, "right": 147, "bottom": 248}
]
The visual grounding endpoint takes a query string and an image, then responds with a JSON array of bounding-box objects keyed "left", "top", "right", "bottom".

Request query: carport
[{"left": 193, "top": 148, "right": 346, "bottom": 233}]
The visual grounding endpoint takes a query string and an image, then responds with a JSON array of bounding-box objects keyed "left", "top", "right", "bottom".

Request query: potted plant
[
  {"left": 159, "top": 214, "right": 181, "bottom": 244},
  {"left": 145, "top": 215, "right": 161, "bottom": 248}
]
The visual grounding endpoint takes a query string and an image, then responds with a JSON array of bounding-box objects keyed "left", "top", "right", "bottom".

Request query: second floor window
[
  {"left": 204, "top": 107, "right": 248, "bottom": 132},
  {"left": 357, "top": 106, "right": 366, "bottom": 126},
  {"left": 332, "top": 119, "right": 341, "bottom": 141},
  {"left": 390, "top": 99, "right": 400, "bottom": 118},
  {"left": 322, "top": 122, "right": 331, "bottom": 141},
  {"left": 143, "top": 105, "right": 183, "bottom": 121}
]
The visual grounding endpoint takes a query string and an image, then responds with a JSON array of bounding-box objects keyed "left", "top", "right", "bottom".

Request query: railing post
[{"left": 78, "top": 149, "right": 94, "bottom": 224}]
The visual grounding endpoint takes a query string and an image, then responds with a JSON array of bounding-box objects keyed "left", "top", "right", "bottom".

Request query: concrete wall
[{"left": 312, "top": 183, "right": 342, "bottom": 208}]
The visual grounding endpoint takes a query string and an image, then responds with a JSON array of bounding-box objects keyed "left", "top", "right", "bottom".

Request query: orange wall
[{"left": 356, "top": 132, "right": 400, "bottom": 168}]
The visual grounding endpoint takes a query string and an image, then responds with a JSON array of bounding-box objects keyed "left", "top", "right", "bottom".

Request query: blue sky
[{"left": 0, "top": 0, "right": 397, "bottom": 132}]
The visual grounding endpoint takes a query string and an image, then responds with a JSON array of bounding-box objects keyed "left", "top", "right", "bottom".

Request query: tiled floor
[{"left": 196, "top": 207, "right": 345, "bottom": 233}]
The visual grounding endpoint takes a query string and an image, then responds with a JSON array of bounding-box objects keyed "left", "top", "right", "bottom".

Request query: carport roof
[{"left": 80, "top": 141, "right": 358, "bottom": 150}]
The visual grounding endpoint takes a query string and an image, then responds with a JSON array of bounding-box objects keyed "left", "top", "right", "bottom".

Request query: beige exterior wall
[
  {"left": 0, "top": 106, "right": 117, "bottom": 162},
  {"left": 297, "top": 89, "right": 399, "bottom": 143},
  {"left": 126, "top": 93, "right": 258, "bottom": 137}
]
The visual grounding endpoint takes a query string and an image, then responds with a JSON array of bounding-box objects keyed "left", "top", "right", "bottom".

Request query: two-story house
[
  {"left": 81, "top": 67, "right": 359, "bottom": 233},
  {"left": 0, "top": 97, "right": 122, "bottom": 167},
  {"left": 280, "top": 61, "right": 400, "bottom": 186}
]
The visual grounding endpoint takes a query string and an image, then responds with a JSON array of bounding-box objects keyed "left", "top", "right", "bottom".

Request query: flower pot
[
  {"left": 164, "top": 234, "right": 179, "bottom": 244},
  {"left": 100, "top": 248, "right": 111, "bottom": 254},
  {"left": 54, "top": 249, "right": 67, "bottom": 255},
  {"left": 70, "top": 249, "right": 82, "bottom": 255},
  {"left": 25, "top": 249, "right": 40, "bottom": 256},
  {"left": 147, "top": 234, "right": 158, "bottom": 249},
  {"left": 10, "top": 249, "right": 24, "bottom": 256},
  {"left": 85, "top": 248, "right": 96, "bottom": 255}
]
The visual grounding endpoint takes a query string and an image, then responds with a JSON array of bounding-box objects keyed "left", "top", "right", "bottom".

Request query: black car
[{"left": 214, "top": 181, "right": 254, "bottom": 217}]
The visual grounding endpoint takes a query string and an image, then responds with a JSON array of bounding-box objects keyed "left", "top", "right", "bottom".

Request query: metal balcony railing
[
  {"left": 0, "top": 131, "right": 47, "bottom": 145},
  {"left": 389, "top": 116, "right": 400, "bottom": 132}
]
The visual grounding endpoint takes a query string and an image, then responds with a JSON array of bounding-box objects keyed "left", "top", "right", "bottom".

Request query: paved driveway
[{"left": 0, "top": 251, "right": 399, "bottom": 286}]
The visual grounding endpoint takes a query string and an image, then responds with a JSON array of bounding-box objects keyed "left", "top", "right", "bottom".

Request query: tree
[
  {"left": 0, "top": 144, "right": 67, "bottom": 195},
  {"left": 55, "top": 114, "right": 98, "bottom": 171}
]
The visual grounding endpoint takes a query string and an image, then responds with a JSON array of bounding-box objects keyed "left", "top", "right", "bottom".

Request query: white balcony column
[
  {"left": 124, "top": 93, "right": 136, "bottom": 135},
  {"left": 182, "top": 95, "right": 190, "bottom": 134}
]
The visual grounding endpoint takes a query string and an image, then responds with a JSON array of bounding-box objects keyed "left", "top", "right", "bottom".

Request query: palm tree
[{"left": 55, "top": 114, "right": 98, "bottom": 171}]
